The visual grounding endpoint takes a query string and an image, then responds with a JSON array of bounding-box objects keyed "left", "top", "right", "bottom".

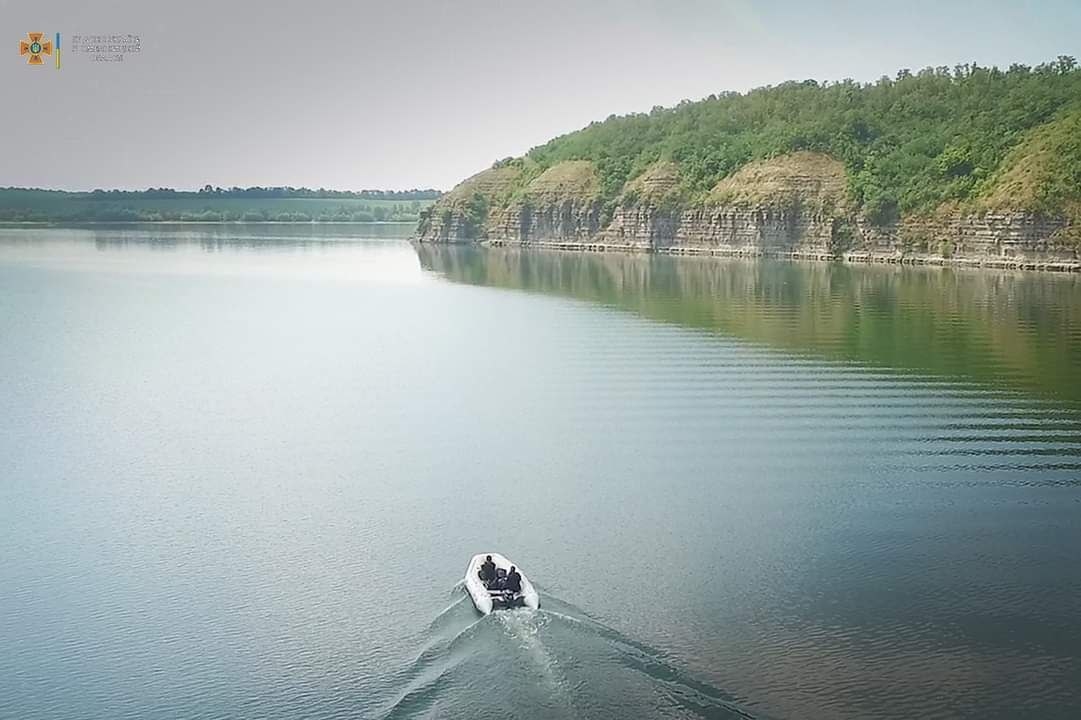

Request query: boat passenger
[
  {"left": 480, "top": 555, "right": 497, "bottom": 586},
  {"left": 492, "top": 567, "right": 508, "bottom": 590},
  {"left": 505, "top": 566, "right": 522, "bottom": 594}
]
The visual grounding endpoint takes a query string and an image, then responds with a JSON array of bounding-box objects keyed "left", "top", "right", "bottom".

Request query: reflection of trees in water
[{"left": 415, "top": 244, "right": 1081, "bottom": 403}]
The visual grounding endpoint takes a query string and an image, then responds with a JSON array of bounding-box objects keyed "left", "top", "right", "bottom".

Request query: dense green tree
[{"left": 522, "top": 59, "right": 1081, "bottom": 217}]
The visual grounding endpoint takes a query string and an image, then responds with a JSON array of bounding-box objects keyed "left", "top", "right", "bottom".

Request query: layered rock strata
[{"left": 416, "top": 154, "right": 1078, "bottom": 271}]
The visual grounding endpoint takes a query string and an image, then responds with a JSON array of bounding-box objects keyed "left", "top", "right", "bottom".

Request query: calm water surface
[{"left": 2, "top": 226, "right": 1080, "bottom": 720}]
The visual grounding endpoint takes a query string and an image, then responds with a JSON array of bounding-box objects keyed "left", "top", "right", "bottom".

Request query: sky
[{"left": 2, "top": 0, "right": 1079, "bottom": 191}]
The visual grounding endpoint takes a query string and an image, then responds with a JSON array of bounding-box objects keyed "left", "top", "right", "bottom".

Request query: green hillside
[{"left": 446, "top": 58, "right": 1081, "bottom": 227}]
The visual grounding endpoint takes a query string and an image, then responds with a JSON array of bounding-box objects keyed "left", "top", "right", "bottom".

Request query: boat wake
[{"left": 374, "top": 588, "right": 756, "bottom": 719}]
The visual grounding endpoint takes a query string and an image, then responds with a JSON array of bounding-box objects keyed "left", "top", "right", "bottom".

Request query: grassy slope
[
  {"left": 980, "top": 110, "right": 1081, "bottom": 217},
  {"left": 709, "top": 151, "right": 849, "bottom": 211}
]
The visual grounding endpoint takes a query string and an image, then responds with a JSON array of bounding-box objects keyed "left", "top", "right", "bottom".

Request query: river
[{"left": 2, "top": 225, "right": 1079, "bottom": 719}]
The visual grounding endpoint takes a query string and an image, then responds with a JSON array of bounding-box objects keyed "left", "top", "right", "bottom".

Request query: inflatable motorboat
[{"left": 464, "top": 552, "right": 540, "bottom": 615}]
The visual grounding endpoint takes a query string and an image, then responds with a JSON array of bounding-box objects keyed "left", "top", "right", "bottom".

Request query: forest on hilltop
[{"left": 494, "top": 57, "right": 1081, "bottom": 224}]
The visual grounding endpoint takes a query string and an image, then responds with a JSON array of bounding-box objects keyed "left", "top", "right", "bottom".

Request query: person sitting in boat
[
  {"left": 492, "top": 567, "right": 508, "bottom": 590},
  {"left": 479, "top": 555, "right": 497, "bottom": 586},
  {"left": 505, "top": 566, "right": 522, "bottom": 594}
]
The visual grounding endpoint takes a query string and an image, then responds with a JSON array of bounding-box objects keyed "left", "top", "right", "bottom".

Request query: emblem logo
[{"left": 19, "top": 32, "right": 55, "bottom": 66}]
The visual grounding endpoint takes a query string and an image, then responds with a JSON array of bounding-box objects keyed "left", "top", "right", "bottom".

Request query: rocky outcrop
[
  {"left": 488, "top": 199, "right": 605, "bottom": 243},
  {"left": 882, "top": 213, "right": 1075, "bottom": 265},
  {"left": 416, "top": 153, "right": 1079, "bottom": 271},
  {"left": 485, "top": 161, "right": 606, "bottom": 243},
  {"left": 602, "top": 204, "right": 846, "bottom": 254},
  {"left": 415, "top": 164, "right": 524, "bottom": 242}
]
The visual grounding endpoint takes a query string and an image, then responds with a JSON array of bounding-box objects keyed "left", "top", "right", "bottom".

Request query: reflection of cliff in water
[{"left": 415, "top": 244, "right": 1081, "bottom": 404}]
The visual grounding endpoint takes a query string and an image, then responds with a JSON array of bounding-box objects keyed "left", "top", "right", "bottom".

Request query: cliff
[
  {"left": 416, "top": 64, "right": 1081, "bottom": 271},
  {"left": 416, "top": 152, "right": 1078, "bottom": 270}
]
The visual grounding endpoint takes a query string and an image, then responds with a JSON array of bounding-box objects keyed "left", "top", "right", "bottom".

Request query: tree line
[{"left": 91, "top": 187, "right": 443, "bottom": 201}]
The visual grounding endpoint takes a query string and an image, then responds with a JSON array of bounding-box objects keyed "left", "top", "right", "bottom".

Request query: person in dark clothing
[
  {"left": 493, "top": 567, "right": 507, "bottom": 590},
  {"left": 505, "top": 566, "right": 522, "bottom": 594},
  {"left": 479, "top": 555, "right": 496, "bottom": 586}
]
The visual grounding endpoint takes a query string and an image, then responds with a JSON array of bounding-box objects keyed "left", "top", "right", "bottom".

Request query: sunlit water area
[{"left": 2, "top": 225, "right": 1080, "bottom": 719}]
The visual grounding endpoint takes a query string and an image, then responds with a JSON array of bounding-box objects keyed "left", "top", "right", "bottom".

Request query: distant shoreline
[{"left": 0, "top": 188, "right": 437, "bottom": 224}]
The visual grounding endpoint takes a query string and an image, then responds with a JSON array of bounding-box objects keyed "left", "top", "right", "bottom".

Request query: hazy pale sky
[{"left": 2, "top": 0, "right": 1079, "bottom": 191}]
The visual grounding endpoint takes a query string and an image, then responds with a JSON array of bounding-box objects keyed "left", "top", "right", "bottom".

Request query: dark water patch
[{"left": 415, "top": 245, "right": 1081, "bottom": 405}]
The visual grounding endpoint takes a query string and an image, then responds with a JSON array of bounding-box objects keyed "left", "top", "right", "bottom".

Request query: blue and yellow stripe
[{"left": 55, "top": 32, "right": 60, "bottom": 69}]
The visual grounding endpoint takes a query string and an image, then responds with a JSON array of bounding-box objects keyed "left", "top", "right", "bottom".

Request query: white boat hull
[{"left": 465, "top": 552, "right": 539, "bottom": 615}]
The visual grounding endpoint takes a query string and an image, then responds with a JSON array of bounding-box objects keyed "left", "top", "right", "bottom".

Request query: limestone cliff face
[
  {"left": 489, "top": 198, "right": 605, "bottom": 243},
  {"left": 416, "top": 153, "right": 1078, "bottom": 270},
  {"left": 605, "top": 205, "right": 845, "bottom": 255},
  {"left": 891, "top": 213, "right": 1074, "bottom": 263}
]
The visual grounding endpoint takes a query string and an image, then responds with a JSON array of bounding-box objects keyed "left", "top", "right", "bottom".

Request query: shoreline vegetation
[
  {"left": 0, "top": 187, "right": 441, "bottom": 224},
  {"left": 416, "top": 58, "right": 1081, "bottom": 272}
]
